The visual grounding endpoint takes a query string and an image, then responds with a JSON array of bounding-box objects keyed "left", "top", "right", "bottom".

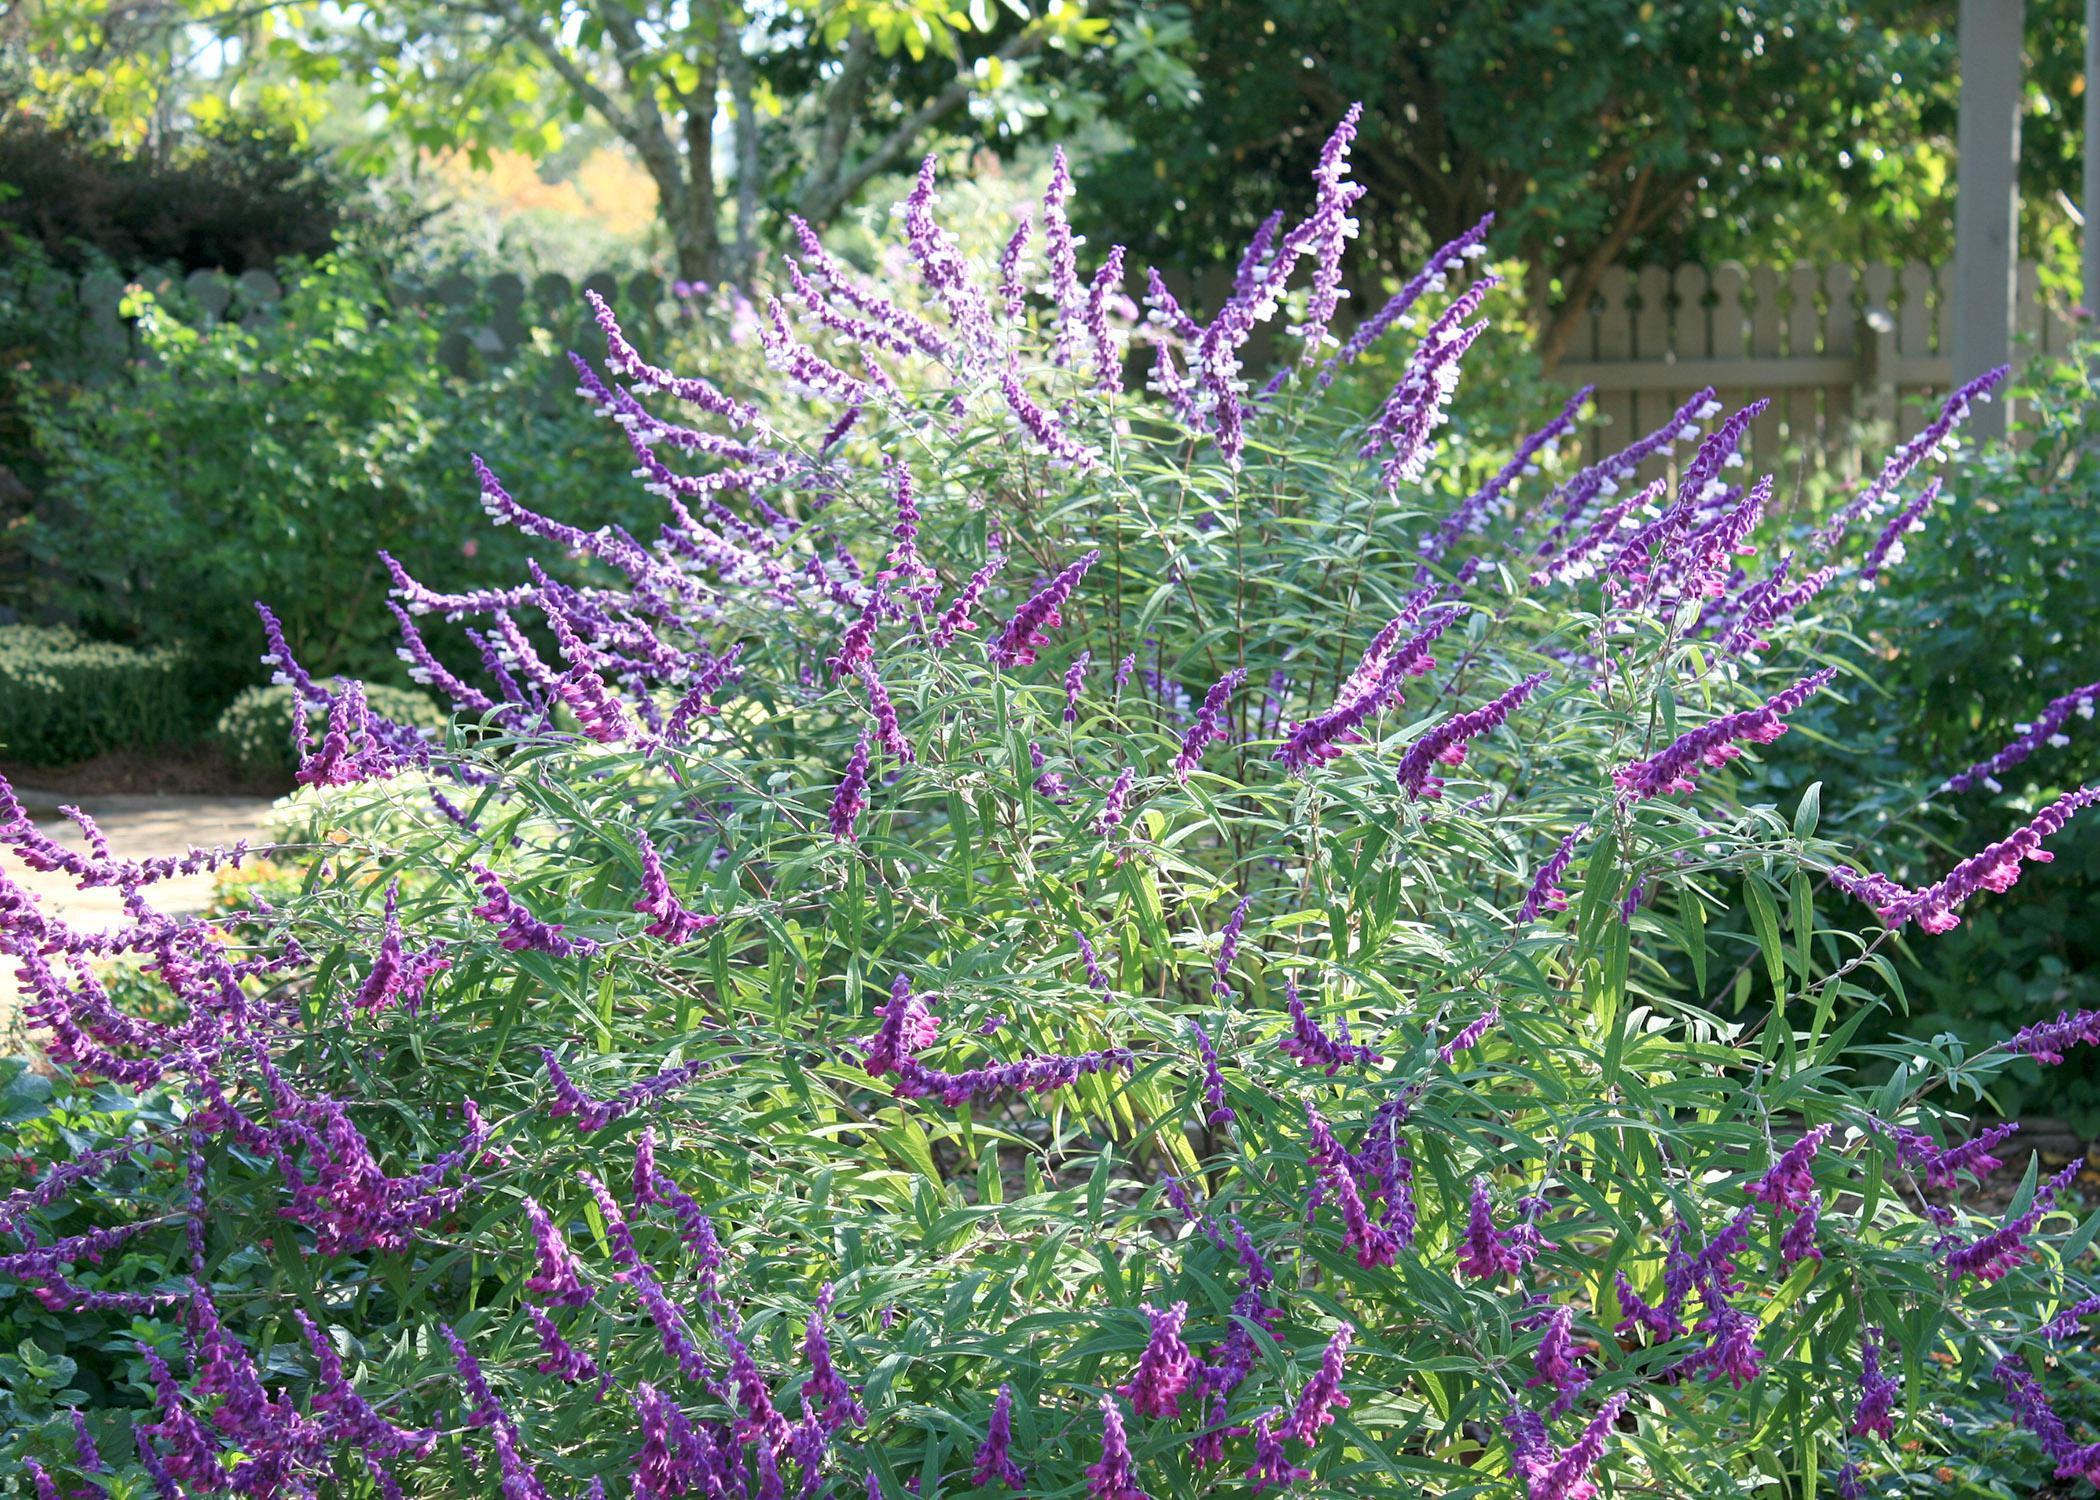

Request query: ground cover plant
[{"left": 4, "top": 109, "right": 2100, "bottom": 1500}]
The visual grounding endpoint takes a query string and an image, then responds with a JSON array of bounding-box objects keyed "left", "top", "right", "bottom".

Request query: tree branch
[{"left": 798, "top": 23, "right": 1045, "bottom": 226}]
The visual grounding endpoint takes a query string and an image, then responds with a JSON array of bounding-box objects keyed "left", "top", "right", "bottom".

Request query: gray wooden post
[
  {"left": 1953, "top": 0, "right": 2023, "bottom": 440},
  {"left": 2085, "top": 0, "right": 2099, "bottom": 318}
]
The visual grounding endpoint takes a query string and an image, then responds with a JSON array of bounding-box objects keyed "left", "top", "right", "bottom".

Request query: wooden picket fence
[
  {"left": 29, "top": 256, "right": 2084, "bottom": 481},
  {"left": 1555, "top": 260, "right": 2079, "bottom": 481},
  {"left": 41, "top": 264, "right": 681, "bottom": 406}
]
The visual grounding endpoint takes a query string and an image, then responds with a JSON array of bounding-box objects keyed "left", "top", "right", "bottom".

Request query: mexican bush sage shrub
[{"left": 4, "top": 109, "right": 2097, "bottom": 1500}]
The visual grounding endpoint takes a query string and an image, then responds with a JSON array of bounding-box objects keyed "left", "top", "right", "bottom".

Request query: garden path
[{"left": 1, "top": 787, "right": 277, "bottom": 1025}]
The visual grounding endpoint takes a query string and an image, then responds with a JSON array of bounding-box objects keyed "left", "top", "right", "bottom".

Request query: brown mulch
[{"left": 0, "top": 743, "right": 290, "bottom": 798}]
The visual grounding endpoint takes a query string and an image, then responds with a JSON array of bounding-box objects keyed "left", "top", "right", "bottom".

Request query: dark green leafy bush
[
  {"left": 0, "top": 624, "right": 191, "bottom": 764},
  {"left": 1770, "top": 349, "right": 2100, "bottom": 1132},
  {"left": 3, "top": 120, "right": 2098, "bottom": 1500},
  {"left": 17, "top": 254, "right": 673, "bottom": 700},
  {"left": 0, "top": 116, "right": 348, "bottom": 275}
]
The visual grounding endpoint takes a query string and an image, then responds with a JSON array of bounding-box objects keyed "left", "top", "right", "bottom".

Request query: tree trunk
[
  {"left": 725, "top": 30, "right": 761, "bottom": 285},
  {"left": 674, "top": 54, "right": 723, "bottom": 284}
]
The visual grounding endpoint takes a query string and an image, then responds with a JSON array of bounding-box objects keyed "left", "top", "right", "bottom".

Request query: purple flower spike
[
  {"left": 2002, "top": 1008, "right": 2100, "bottom": 1065},
  {"left": 1094, "top": 767, "right": 1137, "bottom": 837},
  {"left": 1213, "top": 895, "right": 1252, "bottom": 998},
  {"left": 1361, "top": 273, "right": 1500, "bottom": 491},
  {"left": 804, "top": 1284, "right": 867, "bottom": 1433},
  {"left": 1189, "top": 1019, "right": 1235, "bottom": 1127},
  {"left": 1280, "top": 1323, "right": 1356, "bottom": 1444},
  {"left": 830, "top": 732, "right": 873, "bottom": 844},
  {"left": 1947, "top": 1162, "right": 2082, "bottom": 1283},
  {"left": 1175, "top": 668, "right": 1247, "bottom": 780},
  {"left": 973, "top": 1385, "right": 1028, "bottom": 1490},
  {"left": 1995, "top": 1357, "right": 2100, "bottom": 1482},
  {"left": 1436, "top": 1006, "right": 1499, "bottom": 1064},
  {"left": 472, "top": 864, "right": 597, "bottom": 956},
  {"left": 355, "top": 878, "right": 450, "bottom": 1016},
  {"left": 1278, "top": 977, "right": 1383, "bottom": 1074},
  {"left": 1456, "top": 1176, "right": 1550, "bottom": 1282},
  {"left": 1859, "top": 476, "right": 1942, "bottom": 585},
  {"left": 1076, "top": 929, "right": 1111, "bottom": 992},
  {"left": 862, "top": 973, "right": 938, "bottom": 1077},
  {"left": 1322, "top": 214, "right": 1493, "bottom": 385},
  {"left": 1086, "top": 1396, "right": 1151, "bottom": 1500},
  {"left": 1816, "top": 365, "right": 2009, "bottom": 550},
  {"left": 1527, "top": 1305, "right": 1591, "bottom": 1418},
  {"left": 634, "top": 829, "right": 717, "bottom": 943},
  {"left": 1519, "top": 829, "right": 1585, "bottom": 922},
  {"left": 1833, "top": 786, "right": 2100, "bottom": 934},
  {"left": 892, "top": 1047, "right": 1132, "bottom": 1107},
  {"left": 988, "top": 550, "right": 1101, "bottom": 668},
  {"left": 1395, "top": 671, "right": 1549, "bottom": 801},
  {"left": 1065, "top": 651, "right": 1093, "bottom": 723},
  {"left": 1119, "top": 1301, "right": 1197, "bottom": 1418},
  {"left": 1852, "top": 1327, "right": 1899, "bottom": 1439},
  {"left": 1244, "top": 1409, "right": 1311, "bottom": 1493},
  {"left": 1942, "top": 677, "right": 2100, "bottom": 795},
  {"left": 1510, "top": 1391, "right": 1631, "bottom": 1500},
  {"left": 527, "top": 1305, "right": 604, "bottom": 1388},
  {"left": 522, "top": 1195, "right": 595, "bottom": 1306},
  {"left": 1614, "top": 668, "right": 1835, "bottom": 798}
]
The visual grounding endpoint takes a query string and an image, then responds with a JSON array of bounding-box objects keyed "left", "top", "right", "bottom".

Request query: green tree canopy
[
  {"left": 5, "top": 0, "right": 1147, "bottom": 282},
  {"left": 1078, "top": 0, "right": 2082, "bottom": 363}
]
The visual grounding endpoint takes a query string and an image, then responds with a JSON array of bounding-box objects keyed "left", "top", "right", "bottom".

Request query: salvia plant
[{"left": 4, "top": 106, "right": 2098, "bottom": 1500}]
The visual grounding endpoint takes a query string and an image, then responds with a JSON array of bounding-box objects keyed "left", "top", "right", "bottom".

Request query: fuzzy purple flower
[
  {"left": 1212, "top": 895, "right": 1252, "bottom": 998},
  {"left": 472, "top": 865, "right": 596, "bottom": 956},
  {"left": 1395, "top": 671, "right": 1548, "bottom": 800},
  {"left": 830, "top": 732, "right": 873, "bottom": 844},
  {"left": 1189, "top": 1019, "right": 1234, "bottom": 1127},
  {"left": 1094, "top": 767, "right": 1137, "bottom": 837},
  {"left": 1527, "top": 1305, "right": 1591, "bottom": 1417},
  {"left": 988, "top": 550, "right": 1100, "bottom": 668},
  {"left": 527, "top": 1304, "right": 604, "bottom": 1388},
  {"left": 973, "top": 1385, "right": 1028, "bottom": 1490},
  {"left": 1615, "top": 668, "right": 1835, "bottom": 798},
  {"left": 1852, "top": 1327, "right": 1899, "bottom": 1439},
  {"left": 1519, "top": 829, "right": 1584, "bottom": 921},
  {"left": 1174, "top": 668, "right": 1247, "bottom": 780},
  {"left": 804, "top": 1284, "right": 866, "bottom": 1433},
  {"left": 1119, "top": 1301, "right": 1197, "bottom": 1418},
  {"left": 1085, "top": 1396, "right": 1150, "bottom": 1500},
  {"left": 1941, "top": 678, "right": 2100, "bottom": 795},
  {"left": 1281, "top": 1322, "right": 1354, "bottom": 1443},
  {"left": 1833, "top": 786, "right": 2100, "bottom": 933},
  {"left": 1243, "top": 1409, "right": 1311, "bottom": 1494},
  {"left": 1815, "top": 366, "right": 2008, "bottom": 550},
  {"left": 1278, "top": 978, "right": 1382, "bottom": 1074},
  {"left": 862, "top": 973, "right": 938, "bottom": 1076},
  {"left": 1456, "top": 1176, "right": 1547, "bottom": 1282},
  {"left": 634, "top": 829, "right": 717, "bottom": 942},
  {"left": 522, "top": 1195, "right": 594, "bottom": 1306},
  {"left": 1065, "top": 651, "right": 1093, "bottom": 723}
]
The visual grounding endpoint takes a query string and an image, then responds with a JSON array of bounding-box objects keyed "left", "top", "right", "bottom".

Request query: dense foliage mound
[{"left": 4, "top": 111, "right": 2098, "bottom": 1500}]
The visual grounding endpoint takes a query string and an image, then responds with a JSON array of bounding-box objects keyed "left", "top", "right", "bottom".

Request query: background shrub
[
  {"left": 14, "top": 254, "right": 679, "bottom": 702},
  {"left": 0, "top": 116, "right": 350, "bottom": 276},
  {"left": 0, "top": 623, "right": 190, "bottom": 764}
]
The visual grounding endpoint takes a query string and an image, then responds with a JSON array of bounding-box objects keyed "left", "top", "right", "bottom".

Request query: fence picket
[
  {"left": 1593, "top": 267, "right": 1634, "bottom": 465},
  {"left": 1897, "top": 261, "right": 1935, "bottom": 442}
]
